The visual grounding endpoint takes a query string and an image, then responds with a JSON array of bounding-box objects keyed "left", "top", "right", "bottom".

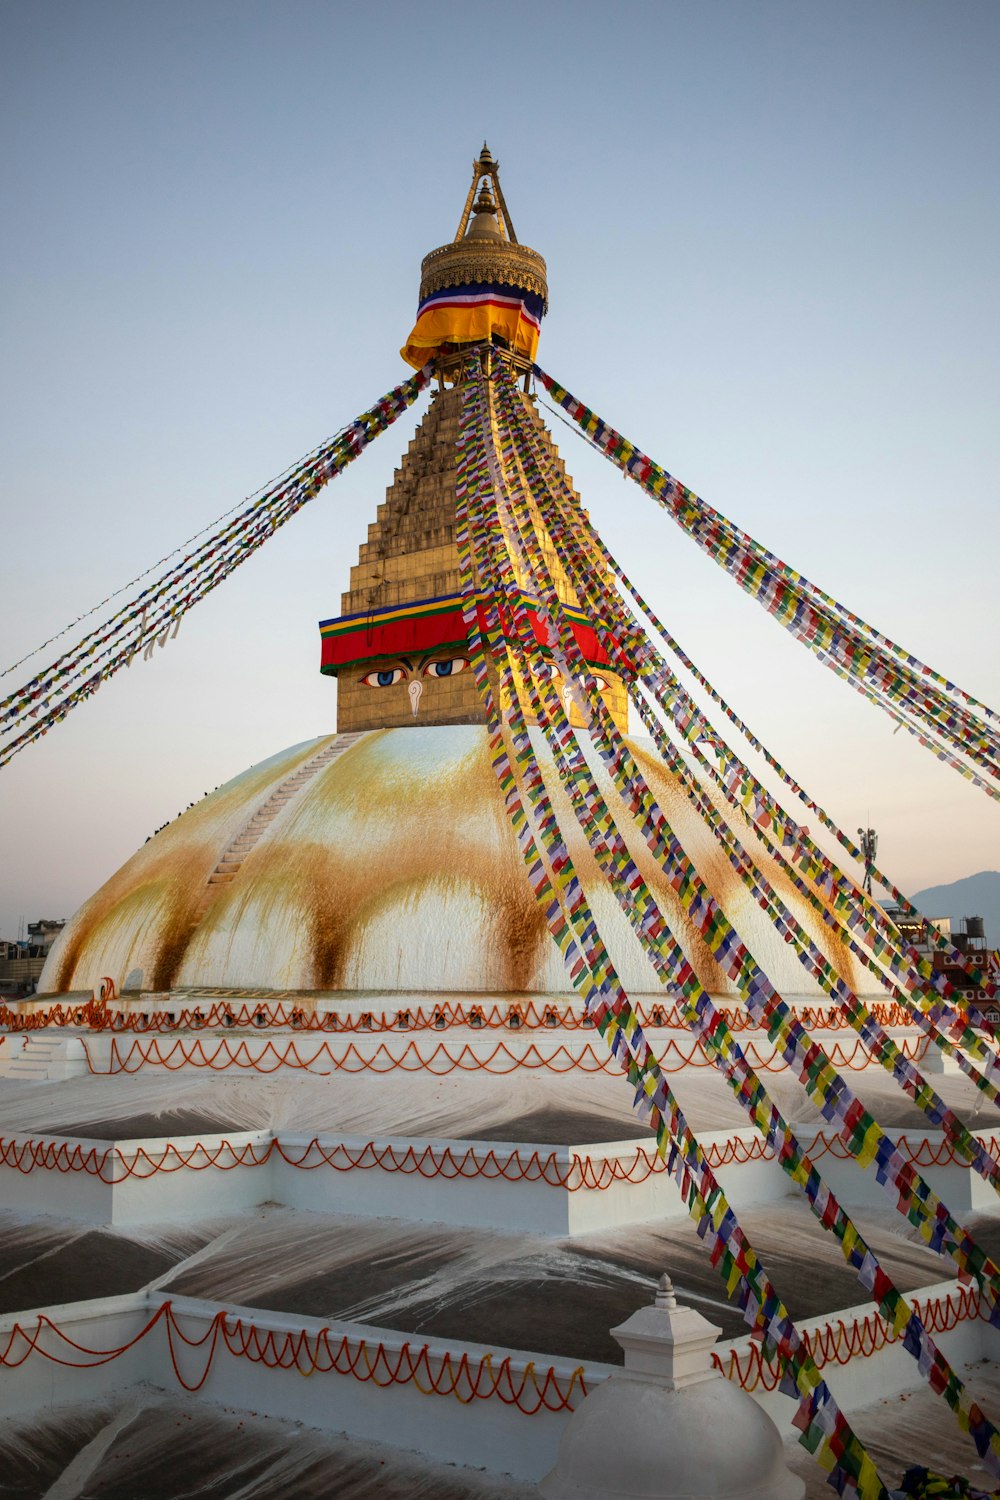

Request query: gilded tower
[{"left": 319, "top": 147, "right": 628, "bottom": 735}]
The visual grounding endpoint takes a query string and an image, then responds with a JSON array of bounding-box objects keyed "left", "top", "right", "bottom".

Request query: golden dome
[{"left": 465, "top": 184, "right": 503, "bottom": 241}]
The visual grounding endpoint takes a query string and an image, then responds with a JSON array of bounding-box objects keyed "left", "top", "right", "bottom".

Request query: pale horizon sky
[{"left": 1, "top": 1, "right": 998, "bottom": 940}]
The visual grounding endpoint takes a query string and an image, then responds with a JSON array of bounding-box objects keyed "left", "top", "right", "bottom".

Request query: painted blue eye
[
  {"left": 424, "top": 657, "right": 469, "bottom": 678},
  {"left": 361, "top": 667, "right": 405, "bottom": 687}
]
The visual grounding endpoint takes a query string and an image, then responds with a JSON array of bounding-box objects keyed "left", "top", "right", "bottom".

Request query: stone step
[
  {"left": 199, "top": 734, "right": 367, "bottom": 898},
  {"left": 0, "top": 1037, "right": 89, "bottom": 1082}
]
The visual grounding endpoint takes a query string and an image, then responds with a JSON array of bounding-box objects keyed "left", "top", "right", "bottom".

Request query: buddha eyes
[
  {"left": 360, "top": 658, "right": 470, "bottom": 687},
  {"left": 360, "top": 657, "right": 604, "bottom": 691},
  {"left": 423, "top": 657, "right": 469, "bottom": 678}
]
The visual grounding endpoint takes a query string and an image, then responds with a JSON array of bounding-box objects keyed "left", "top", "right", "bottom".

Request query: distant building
[
  {"left": 27, "top": 919, "right": 66, "bottom": 952},
  {"left": 0, "top": 919, "right": 65, "bottom": 996},
  {"left": 887, "top": 907, "right": 999, "bottom": 1023}
]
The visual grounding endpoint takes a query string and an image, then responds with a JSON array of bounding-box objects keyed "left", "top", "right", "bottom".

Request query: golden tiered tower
[{"left": 320, "top": 147, "right": 628, "bottom": 736}]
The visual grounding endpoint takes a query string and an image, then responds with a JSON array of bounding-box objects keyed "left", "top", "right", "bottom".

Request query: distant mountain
[{"left": 909, "top": 871, "right": 1000, "bottom": 947}]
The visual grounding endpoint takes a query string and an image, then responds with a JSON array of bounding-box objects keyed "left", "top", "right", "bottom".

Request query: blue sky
[{"left": 1, "top": 0, "right": 998, "bottom": 938}]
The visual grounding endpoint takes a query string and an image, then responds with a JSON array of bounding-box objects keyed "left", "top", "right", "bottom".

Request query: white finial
[{"left": 655, "top": 1273, "right": 678, "bottom": 1311}]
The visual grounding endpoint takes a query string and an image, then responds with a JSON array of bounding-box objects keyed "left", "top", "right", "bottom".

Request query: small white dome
[
  {"left": 541, "top": 1276, "right": 804, "bottom": 1500},
  {"left": 539, "top": 1372, "right": 804, "bottom": 1500}
]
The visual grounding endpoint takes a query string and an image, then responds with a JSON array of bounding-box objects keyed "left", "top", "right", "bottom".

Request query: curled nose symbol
[{"left": 408, "top": 679, "right": 423, "bottom": 717}]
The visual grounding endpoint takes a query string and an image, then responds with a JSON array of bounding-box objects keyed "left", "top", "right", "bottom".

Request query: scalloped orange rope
[
  {"left": 2, "top": 1286, "right": 983, "bottom": 1410},
  {"left": 78, "top": 1032, "right": 933, "bottom": 1077},
  {"left": 712, "top": 1284, "right": 985, "bottom": 1390},
  {"left": 4, "top": 1127, "right": 992, "bottom": 1189},
  {"left": 0, "top": 1300, "right": 586, "bottom": 1413}
]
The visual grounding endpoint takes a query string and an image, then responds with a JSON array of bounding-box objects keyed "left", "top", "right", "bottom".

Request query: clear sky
[{"left": 1, "top": 0, "right": 997, "bottom": 940}]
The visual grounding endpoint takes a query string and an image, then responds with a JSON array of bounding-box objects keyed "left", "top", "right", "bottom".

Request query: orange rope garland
[
  {"left": 77, "top": 1032, "right": 934, "bottom": 1077},
  {"left": 0, "top": 1299, "right": 586, "bottom": 1412},
  {"left": 713, "top": 1283, "right": 985, "bottom": 1391},
  {"left": 2, "top": 1286, "right": 984, "bottom": 1409},
  {"left": 3, "top": 1128, "right": 994, "bottom": 1188}
]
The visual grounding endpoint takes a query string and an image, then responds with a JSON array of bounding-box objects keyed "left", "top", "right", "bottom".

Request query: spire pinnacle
[
  {"left": 655, "top": 1273, "right": 678, "bottom": 1310},
  {"left": 453, "top": 143, "right": 518, "bottom": 244},
  {"left": 401, "top": 146, "right": 548, "bottom": 374}
]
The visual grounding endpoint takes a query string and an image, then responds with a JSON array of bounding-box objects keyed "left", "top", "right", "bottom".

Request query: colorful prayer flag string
[
  {"left": 532, "top": 364, "right": 1000, "bottom": 799},
  {"left": 502, "top": 373, "right": 1000, "bottom": 1125},
  {"left": 457, "top": 349, "right": 888, "bottom": 1499},
  {"left": 485, "top": 359, "right": 1000, "bottom": 1476},
  {"left": 0, "top": 367, "right": 432, "bottom": 769}
]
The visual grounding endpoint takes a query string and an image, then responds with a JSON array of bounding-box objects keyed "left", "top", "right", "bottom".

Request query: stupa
[
  {"left": 38, "top": 145, "right": 871, "bottom": 1006},
  {"left": 4, "top": 148, "right": 1000, "bottom": 1500}
]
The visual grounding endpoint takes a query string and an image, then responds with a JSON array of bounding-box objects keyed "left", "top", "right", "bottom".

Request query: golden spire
[
  {"left": 418, "top": 146, "right": 547, "bottom": 313},
  {"left": 453, "top": 143, "right": 518, "bottom": 243}
]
